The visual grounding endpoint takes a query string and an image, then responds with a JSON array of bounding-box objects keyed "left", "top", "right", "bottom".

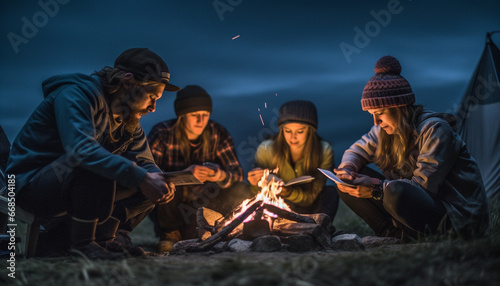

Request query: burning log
[
  {"left": 242, "top": 219, "right": 271, "bottom": 240},
  {"left": 281, "top": 235, "right": 316, "bottom": 252},
  {"left": 272, "top": 221, "right": 332, "bottom": 249},
  {"left": 272, "top": 222, "right": 323, "bottom": 237},
  {"left": 262, "top": 204, "right": 316, "bottom": 224},
  {"left": 196, "top": 207, "right": 223, "bottom": 240},
  {"left": 187, "top": 200, "right": 263, "bottom": 252},
  {"left": 300, "top": 213, "right": 335, "bottom": 235},
  {"left": 210, "top": 196, "right": 259, "bottom": 233}
]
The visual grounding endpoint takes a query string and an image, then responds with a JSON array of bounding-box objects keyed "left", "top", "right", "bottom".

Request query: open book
[
  {"left": 283, "top": 175, "right": 315, "bottom": 187},
  {"left": 160, "top": 170, "right": 203, "bottom": 186},
  {"left": 317, "top": 168, "right": 356, "bottom": 187}
]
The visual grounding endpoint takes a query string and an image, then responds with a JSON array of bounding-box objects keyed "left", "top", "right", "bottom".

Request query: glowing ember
[
  {"left": 259, "top": 113, "right": 265, "bottom": 126},
  {"left": 232, "top": 35, "right": 240, "bottom": 40},
  {"left": 226, "top": 169, "right": 290, "bottom": 225}
]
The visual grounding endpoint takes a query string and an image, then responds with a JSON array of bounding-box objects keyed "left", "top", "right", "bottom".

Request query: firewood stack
[{"left": 177, "top": 200, "right": 336, "bottom": 253}]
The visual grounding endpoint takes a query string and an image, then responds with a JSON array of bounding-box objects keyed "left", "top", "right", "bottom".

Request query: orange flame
[{"left": 226, "top": 169, "right": 290, "bottom": 225}]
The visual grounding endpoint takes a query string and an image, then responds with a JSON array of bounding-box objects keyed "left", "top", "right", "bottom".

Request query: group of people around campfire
[{"left": 4, "top": 48, "right": 489, "bottom": 258}]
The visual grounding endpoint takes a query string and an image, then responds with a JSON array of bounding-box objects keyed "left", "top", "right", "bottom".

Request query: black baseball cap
[{"left": 114, "top": 48, "right": 181, "bottom": 92}]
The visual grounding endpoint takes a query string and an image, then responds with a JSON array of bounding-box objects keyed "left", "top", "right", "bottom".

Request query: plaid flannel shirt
[{"left": 148, "top": 119, "right": 243, "bottom": 188}]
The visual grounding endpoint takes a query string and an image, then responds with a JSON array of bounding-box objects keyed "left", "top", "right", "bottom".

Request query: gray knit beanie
[{"left": 277, "top": 100, "right": 318, "bottom": 129}]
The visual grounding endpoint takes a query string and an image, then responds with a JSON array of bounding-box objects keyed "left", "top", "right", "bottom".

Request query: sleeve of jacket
[
  {"left": 250, "top": 141, "right": 274, "bottom": 194},
  {"left": 339, "top": 126, "right": 379, "bottom": 171},
  {"left": 285, "top": 142, "right": 334, "bottom": 207},
  {"left": 215, "top": 125, "right": 243, "bottom": 188},
  {"left": 410, "top": 119, "right": 460, "bottom": 195},
  {"left": 53, "top": 85, "right": 147, "bottom": 188},
  {"left": 123, "top": 127, "right": 161, "bottom": 174}
]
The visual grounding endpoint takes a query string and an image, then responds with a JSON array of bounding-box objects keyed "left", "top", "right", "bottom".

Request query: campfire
[{"left": 178, "top": 169, "right": 336, "bottom": 253}]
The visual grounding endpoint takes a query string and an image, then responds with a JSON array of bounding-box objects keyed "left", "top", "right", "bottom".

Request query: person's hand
[
  {"left": 247, "top": 168, "right": 265, "bottom": 186},
  {"left": 187, "top": 165, "right": 215, "bottom": 183},
  {"left": 334, "top": 171, "right": 380, "bottom": 199},
  {"left": 203, "top": 165, "right": 227, "bottom": 182},
  {"left": 334, "top": 167, "right": 356, "bottom": 181},
  {"left": 139, "top": 172, "right": 175, "bottom": 204},
  {"left": 278, "top": 186, "right": 291, "bottom": 197}
]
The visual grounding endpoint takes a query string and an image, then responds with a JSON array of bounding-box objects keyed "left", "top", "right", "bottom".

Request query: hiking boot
[
  {"left": 157, "top": 230, "right": 181, "bottom": 253},
  {"left": 94, "top": 216, "right": 147, "bottom": 257},
  {"left": 100, "top": 240, "right": 149, "bottom": 257},
  {"left": 71, "top": 241, "right": 123, "bottom": 260},
  {"left": 70, "top": 217, "right": 123, "bottom": 260}
]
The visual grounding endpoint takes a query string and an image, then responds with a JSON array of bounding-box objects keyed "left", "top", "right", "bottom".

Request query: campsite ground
[{"left": 2, "top": 199, "right": 499, "bottom": 286}]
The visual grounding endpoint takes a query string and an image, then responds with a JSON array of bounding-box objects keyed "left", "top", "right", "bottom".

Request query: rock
[
  {"left": 213, "top": 241, "right": 226, "bottom": 252},
  {"left": 361, "top": 236, "right": 402, "bottom": 248},
  {"left": 282, "top": 235, "right": 315, "bottom": 252},
  {"left": 250, "top": 235, "right": 282, "bottom": 252},
  {"left": 331, "top": 233, "right": 365, "bottom": 251},
  {"left": 226, "top": 239, "right": 252, "bottom": 252},
  {"left": 171, "top": 238, "right": 201, "bottom": 253},
  {"left": 315, "top": 230, "right": 333, "bottom": 249}
]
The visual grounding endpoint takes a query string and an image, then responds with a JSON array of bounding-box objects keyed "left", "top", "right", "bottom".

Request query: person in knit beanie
[
  {"left": 147, "top": 85, "right": 252, "bottom": 253},
  {"left": 248, "top": 100, "right": 339, "bottom": 220},
  {"left": 334, "top": 56, "right": 488, "bottom": 240}
]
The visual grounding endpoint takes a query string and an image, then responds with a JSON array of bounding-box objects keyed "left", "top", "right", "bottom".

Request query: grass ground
[{"left": 1, "top": 199, "right": 499, "bottom": 286}]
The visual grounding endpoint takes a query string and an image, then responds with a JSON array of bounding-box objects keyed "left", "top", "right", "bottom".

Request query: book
[
  {"left": 283, "top": 175, "right": 315, "bottom": 187},
  {"left": 160, "top": 170, "right": 203, "bottom": 186},
  {"left": 317, "top": 168, "right": 356, "bottom": 187}
]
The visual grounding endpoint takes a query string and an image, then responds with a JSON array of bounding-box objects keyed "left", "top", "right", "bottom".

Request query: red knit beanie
[{"left": 361, "top": 56, "right": 415, "bottom": 111}]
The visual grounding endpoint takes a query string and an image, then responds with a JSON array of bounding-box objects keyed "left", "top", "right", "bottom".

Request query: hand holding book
[{"left": 317, "top": 168, "right": 356, "bottom": 187}]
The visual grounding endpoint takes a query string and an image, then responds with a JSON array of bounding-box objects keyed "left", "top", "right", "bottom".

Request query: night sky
[{"left": 1, "top": 0, "right": 499, "bottom": 173}]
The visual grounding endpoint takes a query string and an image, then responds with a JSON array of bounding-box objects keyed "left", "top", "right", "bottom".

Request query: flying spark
[{"left": 232, "top": 35, "right": 240, "bottom": 40}]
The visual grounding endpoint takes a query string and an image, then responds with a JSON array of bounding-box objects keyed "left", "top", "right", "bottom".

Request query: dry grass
[{"left": 1, "top": 199, "right": 499, "bottom": 286}]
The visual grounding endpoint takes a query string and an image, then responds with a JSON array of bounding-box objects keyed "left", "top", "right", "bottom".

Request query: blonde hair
[
  {"left": 173, "top": 114, "right": 212, "bottom": 165},
  {"left": 374, "top": 105, "right": 423, "bottom": 178},
  {"left": 272, "top": 126, "right": 323, "bottom": 176}
]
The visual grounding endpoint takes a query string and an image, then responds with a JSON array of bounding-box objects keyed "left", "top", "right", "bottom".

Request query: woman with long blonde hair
[
  {"left": 247, "top": 100, "right": 339, "bottom": 219},
  {"left": 335, "top": 56, "right": 489, "bottom": 240},
  {"left": 148, "top": 85, "right": 251, "bottom": 252}
]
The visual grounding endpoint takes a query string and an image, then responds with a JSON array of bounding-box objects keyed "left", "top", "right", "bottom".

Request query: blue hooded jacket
[{"left": 7, "top": 73, "right": 160, "bottom": 193}]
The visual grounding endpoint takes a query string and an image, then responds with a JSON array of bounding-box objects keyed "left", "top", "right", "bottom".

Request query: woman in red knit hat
[{"left": 335, "top": 56, "right": 489, "bottom": 240}]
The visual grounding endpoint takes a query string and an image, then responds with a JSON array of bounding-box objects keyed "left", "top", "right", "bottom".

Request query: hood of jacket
[
  {"left": 42, "top": 73, "right": 103, "bottom": 99},
  {"left": 418, "top": 107, "right": 457, "bottom": 131}
]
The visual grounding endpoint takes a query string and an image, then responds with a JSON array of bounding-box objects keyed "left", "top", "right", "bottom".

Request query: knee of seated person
[
  {"left": 322, "top": 185, "right": 340, "bottom": 199},
  {"left": 71, "top": 167, "right": 110, "bottom": 183},
  {"left": 383, "top": 180, "right": 410, "bottom": 205}
]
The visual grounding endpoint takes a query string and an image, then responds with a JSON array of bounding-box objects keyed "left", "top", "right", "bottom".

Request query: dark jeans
[
  {"left": 17, "top": 156, "right": 154, "bottom": 232},
  {"left": 150, "top": 181, "right": 253, "bottom": 240},
  {"left": 337, "top": 166, "right": 451, "bottom": 239},
  {"left": 287, "top": 185, "right": 340, "bottom": 221}
]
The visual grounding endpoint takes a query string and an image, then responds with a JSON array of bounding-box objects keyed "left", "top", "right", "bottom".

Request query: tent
[{"left": 455, "top": 31, "right": 500, "bottom": 201}]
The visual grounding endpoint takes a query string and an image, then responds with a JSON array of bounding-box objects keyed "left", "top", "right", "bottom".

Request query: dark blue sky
[{"left": 1, "top": 0, "right": 499, "bottom": 172}]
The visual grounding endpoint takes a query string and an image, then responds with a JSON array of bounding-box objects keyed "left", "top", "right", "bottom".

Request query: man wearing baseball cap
[{"left": 6, "top": 48, "right": 180, "bottom": 259}]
